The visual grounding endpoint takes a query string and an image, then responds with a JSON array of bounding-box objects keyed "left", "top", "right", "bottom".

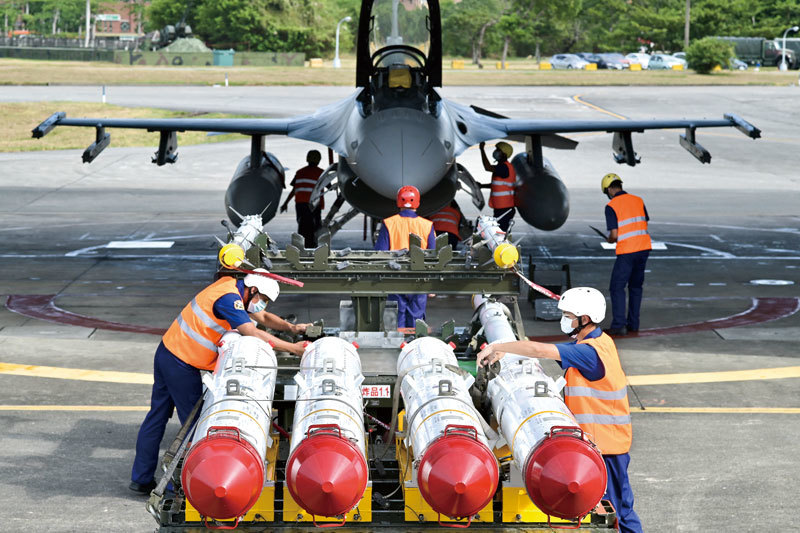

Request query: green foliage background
[
  {"left": 6, "top": 0, "right": 800, "bottom": 59},
  {"left": 685, "top": 36, "right": 735, "bottom": 73}
]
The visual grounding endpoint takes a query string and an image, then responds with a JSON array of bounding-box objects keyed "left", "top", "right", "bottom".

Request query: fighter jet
[{"left": 32, "top": 0, "right": 760, "bottom": 235}]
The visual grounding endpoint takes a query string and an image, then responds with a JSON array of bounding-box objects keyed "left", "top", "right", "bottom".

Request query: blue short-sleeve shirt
[
  {"left": 212, "top": 279, "right": 251, "bottom": 329},
  {"left": 556, "top": 327, "right": 606, "bottom": 381}
]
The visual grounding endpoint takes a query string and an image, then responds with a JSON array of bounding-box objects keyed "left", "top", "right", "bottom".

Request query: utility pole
[
  {"left": 684, "top": 0, "right": 690, "bottom": 49},
  {"left": 84, "top": 0, "right": 91, "bottom": 48}
]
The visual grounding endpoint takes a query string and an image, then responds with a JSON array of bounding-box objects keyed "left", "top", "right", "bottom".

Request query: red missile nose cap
[
  {"left": 417, "top": 430, "right": 499, "bottom": 518},
  {"left": 181, "top": 433, "right": 264, "bottom": 520},
  {"left": 525, "top": 433, "right": 607, "bottom": 520},
  {"left": 286, "top": 433, "right": 368, "bottom": 517}
]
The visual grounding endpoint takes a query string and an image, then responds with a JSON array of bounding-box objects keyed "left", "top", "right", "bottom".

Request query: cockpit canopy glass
[{"left": 370, "top": 0, "right": 431, "bottom": 66}]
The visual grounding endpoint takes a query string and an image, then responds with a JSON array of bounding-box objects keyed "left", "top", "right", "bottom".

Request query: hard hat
[
  {"left": 397, "top": 185, "right": 421, "bottom": 209},
  {"left": 557, "top": 287, "right": 606, "bottom": 324},
  {"left": 306, "top": 150, "right": 322, "bottom": 165},
  {"left": 601, "top": 173, "right": 622, "bottom": 193},
  {"left": 243, "top": 268, "right": 280, "bottom": 302},
  {"left": 495, "top": 142, "right": 513, "bottom": 159}
]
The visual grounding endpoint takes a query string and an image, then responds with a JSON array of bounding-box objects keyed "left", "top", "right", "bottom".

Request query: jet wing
[
  {"left": 31, "top": 91, "right": 361, "bottom": 164},
  {"left": 443, "top": 98, "right": 761, "bottom": 165}
]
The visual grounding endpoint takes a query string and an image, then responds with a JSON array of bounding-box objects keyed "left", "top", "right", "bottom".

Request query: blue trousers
[
  {"left": 604, "top": 454, "right": 642, "bottom": 533},
  {"left": 609, "top": 250, "right": 649, "bottom": 331},
  {"left": 131, "top": 342, "right": 203, "bottom": 485},
  {"left": 388, "top": 294, "right": 428, "bottom": 328}
]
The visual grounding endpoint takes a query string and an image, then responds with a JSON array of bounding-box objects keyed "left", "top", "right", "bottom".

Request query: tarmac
[{"left": 0, "top": 85, "right": 798, "bottom": 532}]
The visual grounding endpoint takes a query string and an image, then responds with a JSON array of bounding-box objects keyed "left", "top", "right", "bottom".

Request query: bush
[{"left": 685, "top": 37, "right": 735, "bottom": 74}]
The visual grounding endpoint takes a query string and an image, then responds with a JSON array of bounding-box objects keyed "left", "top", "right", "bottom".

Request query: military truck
[{"left": 716, "top": 36, "right": 797, "bottom": 69}]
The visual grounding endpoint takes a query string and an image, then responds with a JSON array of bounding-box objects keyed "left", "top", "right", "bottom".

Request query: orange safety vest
[
  {"left": 383, "top": 214, "right": 433, "bottom": 250},
  {"left": 607, "top": 193, "right": 651, "bottom": 255},
  {"left": 162, "top": 277, "right": 241, "bottom": 371},
  {"left": 565, "top": 332, "right": 632, "bottom": 455},
  {"left": 488, "top": 161, "right": 517, "bottom": 209},
  {"left": 431, "top": 206, "right": 461, "bottom": 235},
  {"left": 293, "top": 166, "right": 324, "bottom": 208}
]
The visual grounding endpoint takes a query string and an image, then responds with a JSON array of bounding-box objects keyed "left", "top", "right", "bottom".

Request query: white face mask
[
  {"left": 560, "top": 315, "right": 577, "bottom": 336},
  {"left": 247, "top": 297, "right": 266, "bottom": 314}
]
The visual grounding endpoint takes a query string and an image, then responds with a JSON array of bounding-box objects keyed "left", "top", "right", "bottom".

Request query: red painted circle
[
  {"left": 181, "top": 433, "right": 264, "bottom": 520},
  {"left": 417, "top": 434, "right": 499, "bottom": 518},
  {"left": 524, "top": 433, "right": 607, "bottom": 519},
  {"left": 285, "top": 434, "right": 368, "bottom": 517}
]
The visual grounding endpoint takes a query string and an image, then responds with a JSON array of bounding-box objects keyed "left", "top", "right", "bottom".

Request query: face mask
[
  {"left": 560, "top": 315, "right": 577, "bottom": 336},
  {"left": 247, "top": 297, "right": 266, "bottom": 314}
]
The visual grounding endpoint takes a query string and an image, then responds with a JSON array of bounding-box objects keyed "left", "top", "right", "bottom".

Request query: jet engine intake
[
  {"left": 511, "top": 154, "right": 569, "bottom": 231},
  {"left": 225, "top": 152, "right": 285, "bottom": 226}
]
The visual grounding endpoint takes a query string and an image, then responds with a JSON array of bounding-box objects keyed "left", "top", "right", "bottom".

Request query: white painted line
[
  {"left": 106, "top": 241, "right": 174, "bottom": 249},
  {"left": 709, "top": 283, "right": 727, "bottom": 286},
  {"left": 750, "top": 279, "right": 794, "bottom": 286},
  {"left": 677, "top": 283, "right": 695, "bottom": 286},
  {"left": 661, "top": 241, "right": 735, "bottom": 259}
]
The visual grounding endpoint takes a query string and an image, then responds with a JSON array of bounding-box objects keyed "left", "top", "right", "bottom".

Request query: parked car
[
  {"left": 625, "top": 52, "right": 651, "bottom": 69},
  {"left": 673, "top": 51, "right": 686, "bottom": 60},
  {"left": 575, "top": 52, "right": 608, "bottom": 68},
  {"left": 648, "top": 53, "right": 685, "bottom": 69},
  {"left": 549, "top": 54, "right": 589, "bottom": 69},
  {"left": 728, "top": 57, "right": 748, "bottom": 70},
  {"left": 598, "top": 53, "right": 629, "bottom": 69}
]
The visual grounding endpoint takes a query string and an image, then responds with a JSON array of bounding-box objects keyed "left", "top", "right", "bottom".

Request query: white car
[
  {"left": 549, "top": 54, "right": 589, "bottom": 69},
  {"left": 625, "top": 53, "right": 651, "bottom": 69},
  {"left": 648, "top": 53, "right": 685, "bottom": 70}
]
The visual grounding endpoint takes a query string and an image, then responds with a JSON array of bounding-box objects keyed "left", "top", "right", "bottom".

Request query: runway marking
[
  {"left": 0, "top": 362, "right": 152, "bottom": 384},
  {"left": 0, "top": 405, "right": 149, "bottom": 411},
  {"left": 5, "top": 294, "right": 166, "bottom": 335},
  {"left": 572, "top": 94, "right": 628, "bottom": 120},
  {"left": 529, "top": 297, "right": 800, "bottom": 342},
  {"left": 627, "top": 366, "right": 800, "bottom": 386}
]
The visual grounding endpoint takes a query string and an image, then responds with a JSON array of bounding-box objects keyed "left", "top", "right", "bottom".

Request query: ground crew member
[
  {"left": 430, "top": 200, "right": 463, "bottom": 249},
  {"left": 602, "top": 173, "right": 651, "bottom": 336},
  {"left": 476, "top": 287, "right": 642, "bottom": 533},
  {"left": 129, "top": 269, "right": 310, "bottom": 495},
  {"left": 280, "top": 150, "right": 324, "bottom": 248},
  {"left": 479, "top": 141, "right": 516, "bottom": 232},
  {"left": 375, "top": 186, "right": 436, "bottom": 328}
]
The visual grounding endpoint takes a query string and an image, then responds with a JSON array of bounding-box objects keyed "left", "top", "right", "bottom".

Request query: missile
[
  {"left": 475, "top": 215, "right": 519, "bottom": 269},
  {"left": 218, "top": 214, "right": 266, "bottom": 269},
  {"left": 473, "top": 295, "right": 607, "bottom": 520},
  {"left": 181, "top": 332, "right": 278, "bottom": 520},
  {"left": 398, "top": 338, "right": 499, "bottom": 519},
  {"left": 285, "top": 338, "right": 368, "bottom": 519}
]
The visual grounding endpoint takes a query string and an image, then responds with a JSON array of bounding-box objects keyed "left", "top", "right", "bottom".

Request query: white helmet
[
  {"left": 243, "top": 268, "right": 280, "bottom": 302},
  {"left": 557, "top": 287, "right": 606, "bottom": 324}
]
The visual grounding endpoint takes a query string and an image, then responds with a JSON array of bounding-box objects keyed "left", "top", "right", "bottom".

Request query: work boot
[
  {"left": 129, "top": 480, "right": 156, "bottom": 494},
  {"left": 605, "top": 327, "right": 627, "bottom": 337}
]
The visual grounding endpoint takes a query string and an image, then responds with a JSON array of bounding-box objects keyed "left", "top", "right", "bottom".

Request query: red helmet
[{"left": 396, "top": 185, "right": 421, "bottom": 209}]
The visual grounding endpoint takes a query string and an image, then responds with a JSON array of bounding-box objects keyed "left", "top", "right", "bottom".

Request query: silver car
[
  {"left": 550, "top": 54, "right": 589, "bottom": 69},
  {"left": 648, "top": 53, "right": 686, "bottom": 70}
]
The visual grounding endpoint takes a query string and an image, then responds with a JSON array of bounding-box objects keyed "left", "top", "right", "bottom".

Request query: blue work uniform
[
  {"left": 375, "top": 209, "right": 436, "bottom": 328},
  {"left": 606, "top": 191, "right": 650, "bottom": 332},
  {"left": 556, "top": 328, "right": 643, "bottom": 533},
  {"left": 130, "top": 280, "right": 252, "bottom": 487}
]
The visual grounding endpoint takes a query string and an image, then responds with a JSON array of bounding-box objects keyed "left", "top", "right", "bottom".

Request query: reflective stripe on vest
[
  {"left": 162, "top": 277, "right": 240, "bottom": 371},
  {"left": 383, "top": 214, "right": 434, "bottom": 250},
  {"left": 489, "top": 161, "right": 516, "bottom": 209},
  {"left": 607, "top": 193, "right": 651, "bottom": 255},
  {"left": 293, "top": 166, "right": 323, "bottom": 205},
  {"left": 564, "top": 332, "right": 632, "bottom": 454},
  {"left": 431, "top": 206, "right": 460, "bottom": 235}
]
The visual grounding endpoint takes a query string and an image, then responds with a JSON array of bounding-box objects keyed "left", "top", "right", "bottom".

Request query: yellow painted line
[
  {"left": 573, "top": 94, "right": 627, "bottom": 120},
  {"left": 632, "top": 407, "right": 800, "bottom": 414},
  {"left": 0, "top": 362, "right": 152, "bottom": 385},
  {"left": 0, "top": 405, "right": 149, "bottom": 411},
  {"left": 627, "top": 366, "right": 800, "bottom": 386}
]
